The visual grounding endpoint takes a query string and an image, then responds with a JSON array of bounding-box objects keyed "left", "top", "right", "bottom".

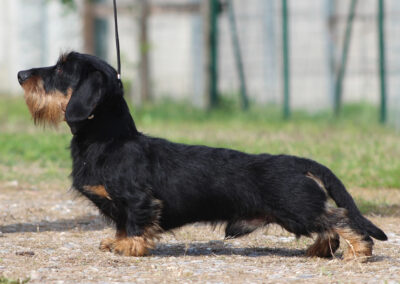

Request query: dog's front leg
[{"left": 99, "top": 191, "right": 163, "bottom": 257}]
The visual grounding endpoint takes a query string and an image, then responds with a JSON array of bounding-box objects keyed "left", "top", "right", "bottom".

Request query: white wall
[
  {"left": 1, "top": 0, "right": 399, "bottom": 119},
  {"left": 0, "top": 0, "right": 83, "bottom": 94}
]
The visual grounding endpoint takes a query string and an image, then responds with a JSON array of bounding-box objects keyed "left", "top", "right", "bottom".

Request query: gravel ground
[{"left": 0, "top": 182, "right": 399, "bottom": 283}]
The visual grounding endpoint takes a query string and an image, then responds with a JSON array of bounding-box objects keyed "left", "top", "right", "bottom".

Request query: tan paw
[
  {"left": 112, "top": 237, "right": 152, "bottom": 256},
  {"left": 99, "top": 238, "right": 116, "bottom": 252}
]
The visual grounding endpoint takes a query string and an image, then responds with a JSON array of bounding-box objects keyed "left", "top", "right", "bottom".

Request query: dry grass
[
  {"left": 1, "top": 98, "right": 400, "bottom": 282},
  {"left": 0, "top": 184, "right": 399, "bottom": 283}
]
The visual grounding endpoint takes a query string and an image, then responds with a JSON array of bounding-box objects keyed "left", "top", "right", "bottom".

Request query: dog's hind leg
[
  {"left": 329, "top": 208, "right": 373, "bottom": 261},
  {"left": 306, "top": 232, "right": 340, "bottom": 258},
  {"left": 308, "top": 207, "right": 373, "bottom": 261},
  {"left": 335, "top": 227, "right": 373, "bottom": 261},
  {"left": 306, "top": 206, "right": 341, "bottom": 258}
]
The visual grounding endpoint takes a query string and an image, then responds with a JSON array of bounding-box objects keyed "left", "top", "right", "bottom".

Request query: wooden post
[
  {"left": 139, "top": 0, "right": 151, "bottom": 102},
  {"left": 202, "top": 1, "right": 211, "bottom": 108},
  {"left": 202, "top": 0, "right": 219, "bottom": 109},
  {"left": 227, "top": 0, "right": 249, "bottom": 110},
  {"left": 83, "top": 0, "right": 95, "bottom": 54}
]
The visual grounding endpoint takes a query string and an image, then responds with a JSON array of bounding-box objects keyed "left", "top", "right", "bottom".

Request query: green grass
[
  {"left": 356, "top": 198, "right": 400, "bottom": 215},
  {"left": 1, "top": 96, "right": 400, "bottom": 190},
  {"left": 0, "top": 277, "right": 30, "bottom": 284},
  {"left": 0, "top": 133, "right": 70, "bottom": 167}
]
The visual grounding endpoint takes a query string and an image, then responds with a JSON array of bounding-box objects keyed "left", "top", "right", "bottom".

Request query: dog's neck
[{"left": 70, "top": 96, "right": 139, "bottom": 141}]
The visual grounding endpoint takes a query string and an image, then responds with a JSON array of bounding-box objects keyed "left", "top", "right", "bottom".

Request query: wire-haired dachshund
[{"left": 17, "top": 52, "right": 387, "bottom": 260}]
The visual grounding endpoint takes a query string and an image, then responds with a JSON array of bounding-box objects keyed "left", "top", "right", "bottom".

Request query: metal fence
[
  {"left": 112, "top": 0, "right": 400, "bottom": 124},
  {"left": 2, "top": 0, "right": 400, "bottom": 126}
]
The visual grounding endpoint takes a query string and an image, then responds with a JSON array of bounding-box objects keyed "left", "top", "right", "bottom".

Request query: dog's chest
[
  {"left": 70, "top": 139, "right": 144, "bottom": 187},
  {"left": 70, "top": 141, "right": 110, "bottom": 186}
]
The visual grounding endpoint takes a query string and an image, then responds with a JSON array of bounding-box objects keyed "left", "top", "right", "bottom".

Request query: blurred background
[
  {"left": 0, "top": 0, "right": 399, "bottom": 213},
  {"left": 1, "top": 0, "right": 400, "bottom": 126}
]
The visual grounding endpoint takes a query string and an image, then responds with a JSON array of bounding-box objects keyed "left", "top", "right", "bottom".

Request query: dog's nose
[{"left": 18, "top": 71, "right": 31, "bottom": 85}]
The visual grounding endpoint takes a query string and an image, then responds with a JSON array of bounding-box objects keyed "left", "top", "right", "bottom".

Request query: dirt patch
[{"left": 0, "top": 185, "right": 399, "bottom": 283}]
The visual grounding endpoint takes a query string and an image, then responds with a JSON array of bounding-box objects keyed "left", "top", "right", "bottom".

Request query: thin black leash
[{"left": 113, "top": 0, "right": 121, "bottom": 80}]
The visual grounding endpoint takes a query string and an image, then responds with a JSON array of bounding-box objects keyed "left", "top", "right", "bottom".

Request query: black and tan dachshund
[{"left": 18, "top": 52, "right": 387, "bottom": 260}]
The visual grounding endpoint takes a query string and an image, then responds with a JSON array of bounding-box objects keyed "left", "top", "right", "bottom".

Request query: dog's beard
[{"left": 22, "top": 77, "right": 71, "bottom": 126}]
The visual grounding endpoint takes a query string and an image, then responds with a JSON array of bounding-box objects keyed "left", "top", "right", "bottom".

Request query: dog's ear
[{"left": 65, "top": 71, "right": 105, "bottom": 124}]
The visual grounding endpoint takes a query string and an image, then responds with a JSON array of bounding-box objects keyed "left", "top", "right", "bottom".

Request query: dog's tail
[{"left": 299, "top": 157, "right": 388, "bottom": 241}]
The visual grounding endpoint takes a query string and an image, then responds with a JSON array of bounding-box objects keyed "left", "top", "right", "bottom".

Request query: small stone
[
  {"left": 298, "top": 274, "right": 314, "bottom": 279},
  {"left": 16, "top": 251, "right": 35, "bottom": 256}
]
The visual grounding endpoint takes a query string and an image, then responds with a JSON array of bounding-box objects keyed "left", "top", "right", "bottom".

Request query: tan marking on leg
[
  {"left": 336, "top": 227, "right": 373, "bottom": 261},
  {"left": 316, "top": 205, "right": 373, "bottom": 261},
  {"left": 306, "top": 233, "right": 340, "bottom": 258},
  {"left": 83, "top": 185, "right": 112, "bottom": 200},
  {"left": 22, "top": 76, "right": 72, "bottom": 125}
]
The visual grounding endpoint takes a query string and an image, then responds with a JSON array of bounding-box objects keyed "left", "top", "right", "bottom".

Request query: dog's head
[{"left": 17, "top": 52, "right": 122, "bottom": 131}]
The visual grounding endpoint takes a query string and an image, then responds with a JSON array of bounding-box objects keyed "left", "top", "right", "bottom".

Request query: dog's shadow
[
  {"left": 152, "top": 242, "right": 387, "bottom": 262},
  {"left": 1, "top": 218, "right": 387, "bottom": 262},
  {"left": 1, "top": 217, "right": 306, "bottom": 258},
  {"left": 153, "top": 241, "right": 305, "bottom": 258},
  {"left": 0, "top": 215, "right": 107, "bottom": 233}
]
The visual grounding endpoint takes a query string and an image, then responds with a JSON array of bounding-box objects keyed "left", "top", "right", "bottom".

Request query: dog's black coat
[{"left": 18, "top": 52, "right": 387, "bottom": 255}]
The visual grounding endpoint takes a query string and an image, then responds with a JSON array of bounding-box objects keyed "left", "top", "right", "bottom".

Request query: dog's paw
[
  {"left": 112, "top": 237, "right": 152, "bottom": 256},
  {"left": 99, "top": 238, "right": 116, "bottom": 252},
  {"left": 342, "top": 249, "right": 372, "bottom": 263}
]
